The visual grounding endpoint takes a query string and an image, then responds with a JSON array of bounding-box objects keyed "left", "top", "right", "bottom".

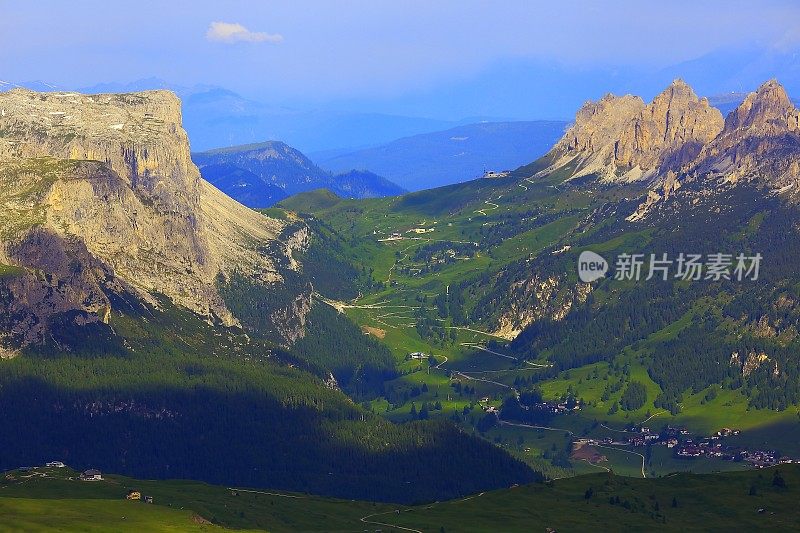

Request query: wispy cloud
[{"left": 206, "top": 22, "right": 283, "bottom": 44}]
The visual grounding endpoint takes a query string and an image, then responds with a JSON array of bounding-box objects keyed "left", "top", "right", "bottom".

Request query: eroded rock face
[
  {"left": 543, "top": 94, "right": 646, "bottom": 181},
  {"left": 541, "top": 80, "right": 723, "bottom": 183},
  {"left": 491, "top": 274, "right": 592, "bottom": 339},
  {"left": 558, "top": 79, "right": 800, "bottom": 221},
  {"left": 689, "top": 80, "right": 800, "bottom": 188},
  {"left": 615, "top": 80, "right": 724, "bottom": 175},
  {"left": 0, "top": 225, "right": 119, "bottom": 348},
  {"left": 0, "top": 89, "right": 307, "bottom": 350},
  {"left": 0, "top": 90, "right": 198, "bottom": 210}
]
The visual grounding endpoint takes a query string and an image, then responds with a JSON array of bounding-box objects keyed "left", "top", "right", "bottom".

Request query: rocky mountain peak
[
  {"left": 627, "top": 79, "right": 800, "bottom": 220},
  {"left": 723, "top": 79, "right": 798, "bottom": 134},
  {"left": 0, "top": 88, "right": 309, "bottom": 351},
  {"left": 660, "top": 78, "right": 693, "bottom": 98},
  {"left": 540, "top": 79, "right": 723, "bottom": 182},
  {"left": 544, "top": 94, "right": 645, "bottom": 176},
  {"left": 0, "top": 89, "right": 197, "bottom": 211},
  {"left": 686, "top": 79, "right": 800, "bottom": 187},
  {"left": 615, "top": 79, "right": 723, "bottom": 175}
]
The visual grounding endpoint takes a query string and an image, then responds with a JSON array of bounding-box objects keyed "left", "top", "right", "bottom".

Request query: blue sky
[{"left": 2, "top": 0, "right": 800, "bottom": 120}]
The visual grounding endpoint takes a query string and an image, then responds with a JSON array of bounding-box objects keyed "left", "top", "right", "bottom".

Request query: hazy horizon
[{"left": 2, "top": 0, "right": 800, "bottom": 124}]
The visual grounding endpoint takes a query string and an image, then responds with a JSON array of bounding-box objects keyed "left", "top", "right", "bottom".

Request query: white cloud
[{"left": 206, "top": 22, "right": 283, "bottom": 44}]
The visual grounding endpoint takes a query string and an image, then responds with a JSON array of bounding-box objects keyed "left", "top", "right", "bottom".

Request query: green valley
[{"left": 277, "top": 121, "right": 800, "bottom": 479}]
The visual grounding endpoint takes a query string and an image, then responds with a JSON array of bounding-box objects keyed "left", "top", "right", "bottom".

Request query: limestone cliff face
[
  {"left": 543, "top": 94, "right": 645, "bottom": 181},
  {"left": 628, "top": 80, "right": 800, "bottom": 220},
  {"left": 0, "top": 90, "right": 198, "bottom": 210},
  {"left": 0, "top": 89, "right": 307, "bottom": 351},
  {"left": 541, "top": 80, "right": 723, "bottom": 183},
  {"left": 689, "top": 80, "right": 800, "bottom": 188},
  {"left": 615, "top": 80, "right": 723, "bottom": 175},
  {"left": 491, "top": 274, "right": 592, "bottom": 340}
]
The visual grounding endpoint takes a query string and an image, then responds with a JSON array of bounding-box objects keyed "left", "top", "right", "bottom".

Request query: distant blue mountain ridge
[{"left": 311, "top": 120, "right": 568, "bottom": 191}]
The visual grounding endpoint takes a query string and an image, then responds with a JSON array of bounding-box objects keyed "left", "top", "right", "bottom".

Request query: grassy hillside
[{"left": 3, "top": 465, "right": 800, "bottom": 531}]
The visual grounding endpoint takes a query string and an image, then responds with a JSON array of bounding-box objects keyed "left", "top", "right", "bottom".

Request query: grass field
[
  {"left": 3, "top": 465, "right": 800, "bottom": 531},
  {"left": 0, "top": 468, "right": 387, "bottom": 532}
]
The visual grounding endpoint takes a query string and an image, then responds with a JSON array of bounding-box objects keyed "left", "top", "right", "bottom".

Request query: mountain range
[
  {"left": 312, "top": 120, "right": 567, "bottom": 190},
  {"left": 537, "top": 78, "right": 800, "bottom": 220},
  {"left": 4, "top": 75, "right": 800, "bottom": 510},
  {"left": 280, "top": 76, "right": 800, "bottom": 477},
  {"left": 192, "top": 141, "right": 405, "bottom": 207}
]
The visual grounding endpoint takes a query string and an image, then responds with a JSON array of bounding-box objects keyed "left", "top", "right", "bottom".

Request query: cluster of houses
[
  {"left": 673, "top": 440, "right": 794, "bottom": 467},
  {"left": 479, "top": 398, "right": 500, "bottom": 415},
  {"left": 18, "top": 462, "right": 105, "bottom": 482},
  {"left": 536, "top": 399, "right": 582, "bottom": 414},
  {"left": 513, "top": 398, "right": 582, "bottom": 415},
  {"left": 586, "top": 425, "right": 799, "bottom": 469},
  {"left": 39, "top": 462, "right": 155, "bottom": 502}
]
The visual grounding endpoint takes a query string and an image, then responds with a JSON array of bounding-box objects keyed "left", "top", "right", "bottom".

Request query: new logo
[{"left": 578, "top": 250, "right": 608, "bottom": 282}]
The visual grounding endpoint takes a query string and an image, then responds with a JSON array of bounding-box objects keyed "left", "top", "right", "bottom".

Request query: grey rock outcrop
[
  {"left": 541, "top": 80, "right": 723, "bottom": 183},
  {"left": 0, "top": 89, "right": 308, "bottom": 351}
]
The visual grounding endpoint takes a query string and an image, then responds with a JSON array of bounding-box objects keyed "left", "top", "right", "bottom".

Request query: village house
[
  {"left": 45, "top": 461, "right": 65, "bottom": 468},
  {"left": 80, "top": 469, "right": 103, "bottom": 481}
]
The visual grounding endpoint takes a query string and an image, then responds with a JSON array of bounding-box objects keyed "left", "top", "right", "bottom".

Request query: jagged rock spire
[{"left": 540, "top": 78, "right": 723, "bottom": 182}]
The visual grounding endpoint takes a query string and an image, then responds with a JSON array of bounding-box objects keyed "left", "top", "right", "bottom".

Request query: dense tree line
[
  {"left": 619, "top": 381, "right": 647, "bottom": 411},
  {"left": 291, "top": 303, "right": 397, "bottom": 399},
  {"left": 0, "top": 301, "right": 538, "bottom": 504}
]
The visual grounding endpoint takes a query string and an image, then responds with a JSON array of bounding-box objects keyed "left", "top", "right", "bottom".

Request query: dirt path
[
  {"left": 499, "top": 420, "right": 575, "bottom": 435},
  {"left": 453, "top": 370, "right": 512, "bottom": 390},
  {"left": 227, "top": 488, "right": 306, "bottom": 499},
  {"left": 445, "top": 326, "right": 508, "bottom": 340},
  {"left": 582, "top": 459, "right": 611, "bottom": 472},
  {"left": 460, "top": 343, "right": 553, "bottom": 368},
  {"left": 599, "top": 423, "right": 632, "bottom": 434},
  {"left": 639, "top": 410, "right": 666, "bottom": 425},
  {"left": 360, "top": 510, "right": 423, "bottom": 533},
  {"left": 474, "top": 199, "right": 500, "bottom": 216},
  {"left": 593, "top": 444, "right": 647, "bottom": 478}
]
